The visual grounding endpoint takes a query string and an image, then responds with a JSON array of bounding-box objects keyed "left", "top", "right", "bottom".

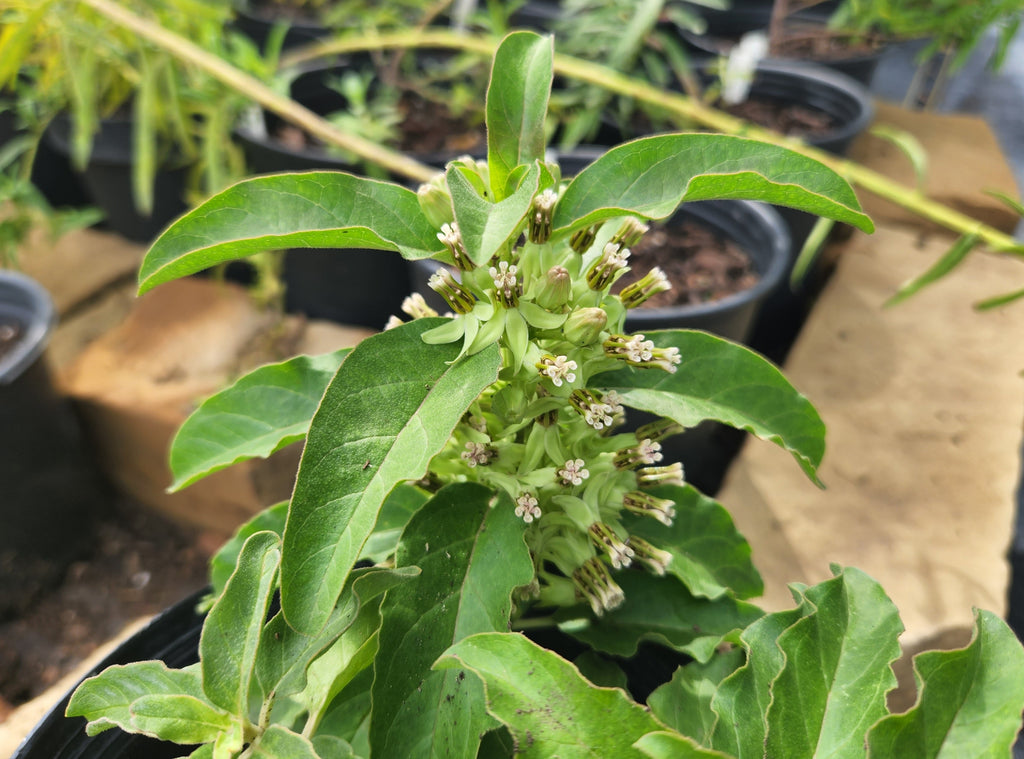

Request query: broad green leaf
[
  {"left": 708, "top": 608, "right": 803, "bottom": 758},
  {"left": 592, "top": 330, "right": 826, "bottom": 482},
  {"left": 553, "top": 134, "right": 874, "bottom": 235},
  {"left": 316, "top": 665, "right": 373, "bottom": 747},
  {"left": 634, "top": 731, "right": 735, "bottom": 759},
  {"left": 648, "top": 648, "right": 745, "bottom": 745},
  {"left": 247, "top": 724, "right": 320, "bottom": 758},
  {"left": 574, "top": 650, "right": 629, "bottom": 690},
  {"left": 623, "top": 484, "right": 762, "bottom": 600},
  {"left": 436, "top": 632, "right": 671, "bottom": 759},
  {"left": 568, "top": 572, "right": 763, "bottom": 661},
  {"left": 885, "top": 233, "right": 979, "bottom": 307},
  {"left": 358, "top": 483, "right": 428, "bottom": 563},
  {"left": 169, "top": 349, "right": 351, "bottom": 491},
  {"left": 128, "top": 694, "right": 233, "bottom": 745},
  {"left": 312, "top": 735, "right": 357, "bottom": 758},
  {"left": 448, "top": 162, "right": 540, "bottom": 266},
  {"left": 138, "top": 173, "right": 442, "bottom": 293},
  {"left": 867, "top": 610, "right": 1024, "bottom": 759},
  {"left": 67, "top": 661, "right": 210, "bottom": 737},
  {"left": 486, "top": 31, "right": 553, "bottom": 198},
  {"left": 281, "top": 319, "right": 502, "bottom": 634},
  {"left": 256, "top": 566, "right": 418, "bottom": 707},
  {"left": 200, "top": 531, "right": 280, "bottom": 717},
  {"left": 764, "top": 567, "right": 903, "bottom": 759},
  {"left": 370, "top": 483, "right": 534, "bottom": 758},
  {"left": 208, "top": 502, "right": 288, "bottom": 601}
]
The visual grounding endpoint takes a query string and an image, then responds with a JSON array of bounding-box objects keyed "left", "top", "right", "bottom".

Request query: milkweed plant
[{"left": 66, "top": 32, "right": 1024, "bottom": 758}]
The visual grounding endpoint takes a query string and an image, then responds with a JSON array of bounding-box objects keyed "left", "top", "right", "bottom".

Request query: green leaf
[
  {"left": 200, "top": 531, "right": 280, "bottom": 717},
  {"left": 553, "top": 134, "right": 874, "bottom": 235},
  {"left": 867, "top": 610, "right": 1024, "bottom": 759},
  {"left": 568, "top": 572, "right": 763, "bottom": 661},
  {"left": 791, "top": 215, "right": 836, "bottom": 290},
  {"left": 138, "top": 173, "right": 442, "bottom": 294},
  {"left": 634, "top": 731, "right": 735, "bottom": 759},
  {"left": 247, "top": 724, "right": 320, "bottom": 758},
  {"left": 764, "top": 567, "right": 903, "bottom": 759},
  {"left": 869, "top": 125, "right": 929, "bottom": 191},
  {"left": 436, "top": 632, "right": 671, "bottom": 758},
  {"left": 208, "top": 502, "right": 288, "bottom": 601},
  {"left": 486, "top": 31, "right": 553, "bottom": 199},
  {"left": 67, "top": 661, "right": 214, "bottom": 738},
  {"left": 169, "top": 349, "right": 351, "bottom": 491},
  {"left": 592, "top": 330, "right": 826, "bottom": 483},
  {"left": 448, "top": 162, "right": 540, "bottom": 266},
  {"left": 975, "top": 286, "right": 1024, "bottom": 310},
  {"left": 648, "top": 648, "right": 746, "bottom": 745},
  {"left": 281, "top": 319, "right": 502, "bottom": 634},
  {"left": 127, "top": 694, "right": 233, "bottom": 745},
  {"left": 370, "top": 483, "right": 535, "bottom": 758},
  {"left": 985, "top": 188, "right": 1024, "bottom": 218},
  {"left": 358, "top": 483, "right": 428, "bottom": 563},
  {"left": 623, "top": 484, "right": 762, "bottom": 600},
  {"left": 885, "top": 233, "right": 979, "bottom": 307}
]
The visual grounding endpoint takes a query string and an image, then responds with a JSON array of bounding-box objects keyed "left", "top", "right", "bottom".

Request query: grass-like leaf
[
  {"left": 370, "top": 484, "right": 534, "bottom": 758},
  {"left": 885, "top": 233, "right": 978, "bottom": 307},
  {"left": 169, "top": 349, "right": 351, "bottom": 491},
  {"left": 592, "top": 330, "right": 826, "bottom": 483},
  {"left": 280, "top": 319, "right": 502, "bottom": 634},
  {"left": 552, "top": 134, "right": 874, "bottom": 235},
  {"left": 138, "top": 172, "right": 442, "bottom": 294}
]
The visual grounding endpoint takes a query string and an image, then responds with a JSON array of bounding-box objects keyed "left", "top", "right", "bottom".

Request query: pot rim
[{"left": 0, "top": 270, "right": 55, "bottom": 385}]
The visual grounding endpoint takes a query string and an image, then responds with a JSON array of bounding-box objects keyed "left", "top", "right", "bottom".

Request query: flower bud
[
  {"left": 528, "top": 188, "right": 559, "bottom": 243},
  {"left": 610, "top": 217, "right": 649, "bottom": 248},
  {"left": 534, "top": 265, "right": 572, "bottom": 310},
  {"left": 570, "top": 223, "right": 601, "bottom": 254},
  {"left": 437, "top": 222, "right": 472, "bottom": 271},
  {"left": 635, "top": 418, "right": 685, "bottom": 443},
  {"left": 637, "top": 462, "right": 685, "bottom": 487},
  {"left": 622, "top": 491, "right": 676, "bottom": 526},
  {"left": 627, "top": 536, "right": 672, "bottom": 575},
  {"left": 586, "top": 242, "right": 630, "bottom": 291},
  {"left": 417, "top": 174, "right": 454, "bottom": 228},
  {"left": 489, "top": 261, "right": 521, "bottom": 307},
  {"left": 588, "top": 523, "right": 634, "bottom": 569},
  {"left": 428, "top": 267, "right": 475, "bottom": 314},
  {"left": 563, "top": 307, "right": 607, "bottom": 346},
  {"left": 572, "top": 558, "right": 625, "bottom": 616},
  {"left": 401, "top": 292, "right": 438, "bottom": 319},
  {"left": 620, "top": 267, "right": 671, "bottom": 309}
]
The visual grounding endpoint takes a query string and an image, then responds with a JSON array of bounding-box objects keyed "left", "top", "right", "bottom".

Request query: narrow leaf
[
  {"left": 985, "top": 188, "right": 1024, "bottom": 218},
  {"left": 764, "top": 567, "right": 904, "bottom": 759},
  {"left": 169, "top": 349, "right": 351, "bottom": 491},
  {"left": 370, "top": 483, "right": 534, "bottom": 758},
  {"left": 200, "top": 531, "right": 281, "bottom": 716},
  {"left": 869, "top": 125, "right": 929, "bottom": 191},
  {"left": 623, "top": 484, "right": 762, "bottom": 600},
  {"left": 448, "top": 161, "right": 540, "bottom": 266},
  {"left": 553, "top": 134, "right": 874, "bottom": 235},
  {"left": 867, "top": 610, "right": 1024, "bottom": 759},
  {"left": 138, "top": 173, "right": 442, "bottom": 294},
  {"left": 486, "top": 31, "right": 553, "bottom": 198},
  {"left": 568, "top": 572, "right": 763, "bottom": 661},
  {"left": 634, "top": 730, "right": 735, "bottom": 759},
  {"left": 436, "top": 632, "right": 672, "bottom": 759},
  {"left": 280, "top": 320, "right": 502, "bottom": 634},
  {"left": 592, "top": 330, "right": 826, "bottom": 483},
  {"left": 67, "top": 662, "right": 209, "bottom": 737},
  {"left": 975, "top": 286, "right": 1024, "bottom": 310},
  {"left": 791, "top": 215, "right": 836, "bottom": 290},
  {"left": 886, "top": 233, "right": 979, "bottom": 307}
]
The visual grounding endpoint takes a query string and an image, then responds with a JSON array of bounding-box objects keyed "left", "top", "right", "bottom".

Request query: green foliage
[{"left": 66, "top": 30, "right": 1024, "bottom": 759}]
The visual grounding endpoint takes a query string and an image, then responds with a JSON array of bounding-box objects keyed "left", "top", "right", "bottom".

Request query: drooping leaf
[
  {"left": 281, "top": 319, "right": 502, "bottom": 634},
  {"left": 200, "top": 531, "right": 280, "bottom": 717},
  {"left": 138, "top": 173, "right": 442, "bottom": 293},
  {"left": 647, "top": 647, "right": 746, "bottom": 745},
  {"left": 486, "top": 32, "right": 553, "bottom": 198},
  {"left": 370, "top": 483, "right": 534, "bottom": 758},
  {"left": 885, "top": 233, "right": 979, "bottom": 307},
  {"left": 633, "top": 730, "right": 736, "bottom": 759},
  {"left": 592, "top": 330, "right": 826, "bottom": 483},
  {"left": 622, "top": 484, "right": 762, "bottom": 600},
  {"left": 764, "top": 567, "right": 903, "bottom": 759},
  {"left": 553, "top": 134, "right": 874, "bottom": 235},
  {"left": 436, "top": 632, "right": 679, "bottom": 759},
  {"left": 169, "top": 349, "right": 351, "bottom": 491},
  {"left": 869, "top": 124, "right": 928, "bottom": 191},
  {"left": 448, "top": 161, "right": 540, "bottom": 266},
  {"left": 568, "top": 572, "right": 763, "bottom": 662},
  {"left": 867, "top": 610, "right": 1024, "bottom": 759},
  {"left": 67, "top": 662, "right": 215, "bottom": 738}
]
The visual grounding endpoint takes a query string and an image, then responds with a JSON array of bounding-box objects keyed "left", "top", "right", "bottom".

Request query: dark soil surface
[
  {"left": 770, "top": 24, "right": 886, "bottom": 63},
  {"left": 615, "top": 220, "right": 759, "bottom": 308},
  {"left": 723, "top": 95, "right": 837, "bottom": 139},
  {"left": 0, "top": 502, "right": 211, "bottom": 718},
  {"left": 0, "top": 321, "right": 22, "bottom": 364}
]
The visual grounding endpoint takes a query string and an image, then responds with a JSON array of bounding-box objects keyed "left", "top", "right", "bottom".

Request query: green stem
[
  {"left": 285, "top": 29, "right": 1024, "bottom": 256},
  {"left": 77, "top": 0, "right": 437, "bottom": 183}
]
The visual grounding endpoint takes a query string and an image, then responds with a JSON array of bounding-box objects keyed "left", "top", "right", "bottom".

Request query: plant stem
[
  {"left": 77, "top": 0, "right": 438, "bottom": 183},
  {"left": 285, "top": 29, "right": 1024, "bottom": 256}
]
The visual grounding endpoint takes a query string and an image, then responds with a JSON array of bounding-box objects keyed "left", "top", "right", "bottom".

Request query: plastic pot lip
[
  {"left": 618, "top": 199, "right": 791, "bottom": 325},
  {"left": 0, "top": 270, "right": 55, "bottom": 385}
]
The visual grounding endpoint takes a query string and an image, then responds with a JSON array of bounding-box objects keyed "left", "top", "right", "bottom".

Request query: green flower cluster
[{"left": 390, "top": 159, "right": 685, "bottom": 616}]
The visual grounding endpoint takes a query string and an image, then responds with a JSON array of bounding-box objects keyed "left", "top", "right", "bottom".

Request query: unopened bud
[
  {"left": 620, "top": 267, "right": 671, "bottom": 309},
  {"left": 428, "top": 267, "right": 475, "bottom": 314},
  {"left": 610, "top": 217, "right": 649, "bottom": 248},
  {"left": 535, "top": 265, "right": 572, "bottom": 310},
  {"left": 563, "top": 307, "right": 607, "bottom": 346},
  {"left": 417, "top": 174, "right": 454, "bottom": 228},
  {"left": 586, "top": 242, "right": 630, "bottom": 291},
  {"left": 570, "top": 224, "right": 601, "bottom": 254},
  {"left": 529, "top": 189, "right": 558, "bottom": 243}
]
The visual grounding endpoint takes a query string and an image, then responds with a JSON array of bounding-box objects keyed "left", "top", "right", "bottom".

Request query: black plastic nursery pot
[
  {"left": 11, "top": 587, "right": 207, "bottom": 759},
  {"left": 231, "top": 0, "right": 333, "bottom": 51},
  {"left": 0, "top": 271, "right": 106, "bottom": 619}
]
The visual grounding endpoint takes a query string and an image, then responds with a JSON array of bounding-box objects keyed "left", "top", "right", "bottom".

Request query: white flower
[
  {"left": 558, "top": 458, "right": 590, "bottom": 486},
  {"left": 537, "top": 354, "right": 578, "bottom": 387},
  {"left": 461, "top": 441, "right": 493, "bottom": 467},
  {"left": 514, "top": 493, "right": 542, "bottom": 523}
]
